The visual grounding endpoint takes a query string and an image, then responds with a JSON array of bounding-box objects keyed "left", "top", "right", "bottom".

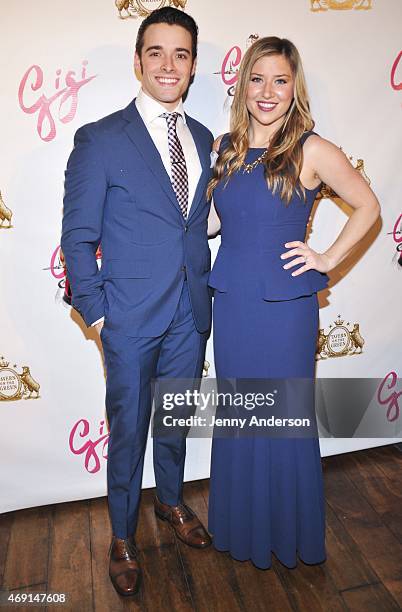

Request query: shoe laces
[{"left": 175, "top": 503, "right": 194, "bottom": 522}]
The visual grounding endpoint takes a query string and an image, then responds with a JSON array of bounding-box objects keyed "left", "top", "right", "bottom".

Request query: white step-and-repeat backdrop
[{"left": 1, "top": 0, "right": 401, "bottom": 513}]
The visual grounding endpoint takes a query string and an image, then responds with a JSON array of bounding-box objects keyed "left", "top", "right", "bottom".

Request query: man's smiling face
[{"left": 134, "top": 23, "right": 196, "bottom": 111}]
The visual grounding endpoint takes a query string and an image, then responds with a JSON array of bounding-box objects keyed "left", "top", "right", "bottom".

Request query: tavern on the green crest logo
[
  {"left": 311, "top": 0, "right": 372, "bottom": 11},
  {"left": 115, "top": 0, "right": 187, "bottom": 19}
]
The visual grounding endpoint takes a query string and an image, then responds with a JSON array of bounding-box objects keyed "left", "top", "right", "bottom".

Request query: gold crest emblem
[
  {"left": 311, "top": 0, "right": 372, "bottom": 10},
  {"left": 316, "top": 316, "right": 365, "bottom": 359},
  {"left": 115, "top": 0, "right": 187, "bottom": 19},
  {"left": 317, "top": 153, "right": 370, "bottom": 200},
  {"left": 246, "top": 34, "right": 260, "bottom": 50},
  {"left": 0, "top": 356, "right": 40, "bottom": 400},
  {"left": 0, "top": 191, "right": 13, "bottom": 229}
]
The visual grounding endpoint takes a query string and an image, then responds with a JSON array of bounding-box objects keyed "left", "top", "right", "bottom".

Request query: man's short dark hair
[{"left": 135, "top": 7, "right": 198, "bottom": 59}]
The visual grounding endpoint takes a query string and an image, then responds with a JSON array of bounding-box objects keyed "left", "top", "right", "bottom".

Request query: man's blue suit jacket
[{"left": 61, "top": 99, "right": 214, "bottom": 337}]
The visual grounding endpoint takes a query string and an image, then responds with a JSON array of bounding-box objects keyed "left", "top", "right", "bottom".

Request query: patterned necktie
[{"left": 161, "top": 112, "right": 189, "bottom": 218}]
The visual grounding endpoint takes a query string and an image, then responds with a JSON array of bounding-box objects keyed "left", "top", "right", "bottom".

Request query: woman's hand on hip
[{"left": 280, "top": 241, "right": 333, "bottom": 276}]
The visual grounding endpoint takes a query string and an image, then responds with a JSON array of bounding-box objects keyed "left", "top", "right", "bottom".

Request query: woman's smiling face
[{"left": 246, "top": 54, "right": 295, "bottom": 132}]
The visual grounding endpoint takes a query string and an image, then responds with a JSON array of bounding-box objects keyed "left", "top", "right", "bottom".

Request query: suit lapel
[
  {"left": 122, "top": 100, "right": 211, "bottom": 223},
  {"left": 186, "top": 116, "right": 211, "bottom": 221},
  {"left": 122, "top": 100, "right": 184, "bottom": 218}
]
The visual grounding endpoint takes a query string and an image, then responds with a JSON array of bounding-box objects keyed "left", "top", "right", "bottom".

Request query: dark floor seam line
[
  {"left": 341, "top": 465, "right": 402, "bottom": 545},
  {"left": 0, "top": 515, "right": 13, "bottom": 590},
  {"left": 174, "top": 536, "right": 197, "bottom": 611},
  {"left": 4, "top": 582, "right": 48, "bottom": 591},
  {"left": 327, "top": 470, "right": 402, "bottom": 609},
  {"left": 339, "top": 580, "right": 381, "bottom": 594},
  {"left": 272, "top": 565, "right": 299, "bottom": 612},
  {"left": 44, "top": 507, "right": 54, "bottom": 612}
]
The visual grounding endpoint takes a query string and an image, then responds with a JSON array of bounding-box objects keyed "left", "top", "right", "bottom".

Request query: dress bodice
[{"left": 209, "top": 133, "right": 329, "bottom": 300}]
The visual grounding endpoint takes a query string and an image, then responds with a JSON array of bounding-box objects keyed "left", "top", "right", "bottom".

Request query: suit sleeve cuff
[
  {"left": 91, "top": 317, "right": 105, "bottom": 327},
  {"left": 76, "top": 294, "right": 106, "bottom": 328}
]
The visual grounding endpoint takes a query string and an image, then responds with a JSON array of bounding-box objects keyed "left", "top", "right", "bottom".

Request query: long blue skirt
[{"left": 208, "top": 290, "right": 326, "bottom": 569}]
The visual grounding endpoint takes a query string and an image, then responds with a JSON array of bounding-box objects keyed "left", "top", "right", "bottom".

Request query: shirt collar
[{"left": 136, "top": 88, "right": 186, "bottom": 124}]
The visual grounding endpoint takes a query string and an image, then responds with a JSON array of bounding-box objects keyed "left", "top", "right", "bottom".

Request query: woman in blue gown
[{"left": 207, "top": 37, "right": 380, "bottom": 569}]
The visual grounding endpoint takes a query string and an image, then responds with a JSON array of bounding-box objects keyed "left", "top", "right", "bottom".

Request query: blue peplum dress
[{"left": 207, "top": 132, "right": 328, "bottom": 569}]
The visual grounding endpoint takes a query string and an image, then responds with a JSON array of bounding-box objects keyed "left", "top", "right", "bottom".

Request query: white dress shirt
[
  {"left": 135, "top": 88, "right": 202, "bottom": 209},
  {"left": 91, "top": 89, "right": 202, "bottom": 327}
]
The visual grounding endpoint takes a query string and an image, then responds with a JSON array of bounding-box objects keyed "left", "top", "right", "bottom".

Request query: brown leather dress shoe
[
  {"left": 154, "top": 496, "right": 212, "bottom": 548},
  {"left": 109, "top": 536, "right": 141, "bottom": 597}
]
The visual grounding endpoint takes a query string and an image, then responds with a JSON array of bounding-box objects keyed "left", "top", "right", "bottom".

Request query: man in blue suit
[{"left": 61, "top": 7, "right": 213, "bottom": 596}]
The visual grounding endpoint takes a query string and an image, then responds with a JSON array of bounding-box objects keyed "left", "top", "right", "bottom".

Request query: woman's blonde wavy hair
[{"left": 207, "top": 36, "right": 314, "bottom": 204}]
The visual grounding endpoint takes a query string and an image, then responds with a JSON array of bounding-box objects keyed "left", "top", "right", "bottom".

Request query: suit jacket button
[
  {"left": 181, "top": 265, "right": 186, "bottom": 272},
  {"left": 184, "top": 226, "right": 188, "bottom": 232}
]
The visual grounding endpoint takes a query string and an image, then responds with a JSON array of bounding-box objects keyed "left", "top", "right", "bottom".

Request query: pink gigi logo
[
  {"left": 392, "top": 213, "right": 402, "bottom": 244},
  {"left": 215, "top": 35, "right": 259, "bottom": 98},
  {"left": 48, "top": 244, "right": 65, "bottom": 280},
  {"left": 377, "top": 371, "right": 401, "bottom": 423},
  {"left": 69, "top": 419, "right": 109, "bottom": 474},
  {"left": 18, "top": 61, "right": 96, "bottom": 142},
  {"left": 387, "top": 213, "right": 402, "bottom": 266},
  {"left": 391, "top": 50, "right": 402, "bottom": 92}
]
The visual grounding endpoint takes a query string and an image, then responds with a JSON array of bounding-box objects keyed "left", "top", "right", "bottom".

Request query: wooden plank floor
[{"left": 1, "top": 445, "right": 401, "bottom": 612}]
